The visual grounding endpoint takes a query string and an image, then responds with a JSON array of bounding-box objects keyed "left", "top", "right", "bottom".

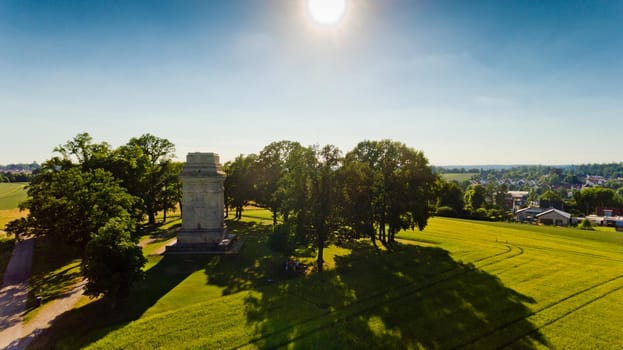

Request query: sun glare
[{"left": 307, "top": 0, "right": 347, "bottom": 25}]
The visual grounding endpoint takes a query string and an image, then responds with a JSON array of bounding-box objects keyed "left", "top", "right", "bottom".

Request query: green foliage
[
  {"left": 8, "top": 167, "right": 136, "bottom": 245},
  {"left": 436, "top": 179, "right": 465, "bottom": 214},
  {"left": 464, "top": 184, "right": 487, "bottom": 212},
  {"left": 574, "top": 187, "right": 621, "bottom": 215},
  {"left": 344, "top": 140, "right": 436, "bottom": 243},
  {"left": 82, "top": 216, "right": 146, "bottom": 300},
  {"left": 224, "top": 154, "right": 257, "bottom": 220},
  {"left": 579, "top": 219, "right": 595, "bottom": 231},
  {"left": 268, "top": 223, "right": 295, "bottom": 254}
]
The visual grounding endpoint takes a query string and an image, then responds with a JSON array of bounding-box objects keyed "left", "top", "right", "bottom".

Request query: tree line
[{"left": 223, "top": 140, "right": 437, "bottom": 272}]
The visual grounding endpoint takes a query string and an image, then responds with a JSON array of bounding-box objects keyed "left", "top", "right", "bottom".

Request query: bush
[
  {"left": 474, "top": 208, "right": 488, "bottom": 218},
  {"left": 579, "top": 219, "right": 595, "bottom": 231}
]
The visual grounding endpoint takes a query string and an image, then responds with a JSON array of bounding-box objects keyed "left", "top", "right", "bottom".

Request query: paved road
[{"left": 0, "top": 238, "right": 34, "bottom": 350}]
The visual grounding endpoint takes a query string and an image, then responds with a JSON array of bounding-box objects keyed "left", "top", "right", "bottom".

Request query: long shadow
[
  {"left": 230, "top": 241, "right": 548, "bottom": 349},
  {"left": 26, "top": 254, "right": 203, "bottom": 349},
  {"left": 25, "top": 237, "right": 83, "bottom": 311}
]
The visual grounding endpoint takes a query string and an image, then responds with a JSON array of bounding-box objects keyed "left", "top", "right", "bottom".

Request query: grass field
[
  {"left": 0, "top": 182, "right": 28, "bottom": 210},
  {"left": 0, "top": 183, "right": 26, "bottom": 284},
  {"left": 440, "top": 172, "right": 478, "bottom": 182},
  {"left": 26, "top": 210, "right": 623, "bottom": 349}
]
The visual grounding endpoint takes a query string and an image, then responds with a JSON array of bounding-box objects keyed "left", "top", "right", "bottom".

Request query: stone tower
[{"left": 176, "top": 152, "right": 226, "bottom": 247}]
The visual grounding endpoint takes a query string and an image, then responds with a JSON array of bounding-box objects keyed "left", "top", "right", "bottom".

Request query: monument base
[
  {"left": 176, "top": 228, "right": 225, "bottom": 246},
  {"left": 165, "top": 228, "right": 243, "bottom": 254}
]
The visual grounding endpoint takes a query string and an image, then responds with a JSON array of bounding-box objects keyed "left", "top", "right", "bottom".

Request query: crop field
[
  {"left": 30, "top": 214, "right": 623, "bottom": 349},
  {"left": 0, "top": 183, "right": 28, "bottom": 210},
  {"left": 439, "top": 173, "right": 477, "bottom": 182}
]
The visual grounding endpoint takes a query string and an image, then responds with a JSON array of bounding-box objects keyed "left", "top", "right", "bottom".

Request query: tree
[
  {"left": 309, "top": 145, "right": 343, "bottom": 272},
  {"left": 7, "top": 166, "right": 137, "bottom": 246},
  {"left": 124, "top": 134, "right": 176, "bottom": 224},
  {"left": 224, "top": 154, "right": 257, "bottom": 220},
  {"left": 464, "top": 184, "right": 487, "bottom": 212},
  {"left": 53, "top": 132, "right": 112, "bottom": 169},
  {"left": 436, "top": 180, "right": 465, "bottom": 216},
  {"left": 82, "top": 216, "right": 146, "bottom": 301},
  {"left": 157, "top": 161, "right": 183, "bottom": 223},
  {"left": 574, "top": 187, "right": 620, "bottom": 215},
  {"left": 343, "top": 140, "right": 436, "bottom": 245},
  {"left": 253, "top": 141, "right": 302, "bottom": 225}
]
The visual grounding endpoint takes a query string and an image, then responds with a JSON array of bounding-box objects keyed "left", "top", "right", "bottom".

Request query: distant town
[{"left": 435, "top": 163, "right": 623, "bottom": 230}]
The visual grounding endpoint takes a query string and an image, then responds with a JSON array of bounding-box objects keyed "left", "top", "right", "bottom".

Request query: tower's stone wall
[{"left": 176, "top": 152, "right": 226, "bottom": 246}]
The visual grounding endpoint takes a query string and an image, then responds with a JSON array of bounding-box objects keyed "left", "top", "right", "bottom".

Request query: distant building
[
  {"left": 596, "top": 207, "right": 622, "bottom": 217},
  {"left": 514, "top": 207, "right": 545, "bottom": 223},
  {"left": 536, "top": 209, "right": 571, "bottom": 226},
  {"left": 508, "top": 191, "right": 529, "bottom": 211}
]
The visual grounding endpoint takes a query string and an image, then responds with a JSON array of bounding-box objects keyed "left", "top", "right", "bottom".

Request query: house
[
  {"left": 514, "top": 207, "right": 545, "bottom": 223},
  {"left": 586, "top": 215, "right": 605, "bottom": 226},
  {"left": 507, "top": 191, "right": 529, "bottom": 211},
  {"left": 536, "top": 209, "right": 571, "bottom": 226}
]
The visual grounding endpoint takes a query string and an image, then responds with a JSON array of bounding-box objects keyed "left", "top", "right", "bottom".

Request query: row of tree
[
  {"left": 224, "top": 140, "right": 437, "bottom": 272},
  {"left": 7, "top": 133, "right": 181, "bottom": 300},
  {"left": 435, "top": 179, "right": 623, "bottom": 219}
]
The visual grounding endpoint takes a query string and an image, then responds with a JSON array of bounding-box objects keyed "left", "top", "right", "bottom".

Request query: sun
[{"left": 307, "top": 0, "right": 347, "bottom": 25}]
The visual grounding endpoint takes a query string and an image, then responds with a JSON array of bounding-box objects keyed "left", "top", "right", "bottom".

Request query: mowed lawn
[{"left": 31, "top": 214, "right": 623, "bottom": 349}]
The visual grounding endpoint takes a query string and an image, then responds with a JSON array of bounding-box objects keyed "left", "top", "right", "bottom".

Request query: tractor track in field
[
  {"left": 500, "top": 283, "right": 623, "bottom": 349},
  {"left": 231, "top": 243, "right": 525, "bottom": 350},
  {"left": 454, "top": 274, "right": 623, "bottom": 349}
]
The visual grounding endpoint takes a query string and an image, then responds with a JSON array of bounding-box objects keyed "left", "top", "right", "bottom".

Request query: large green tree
[
  {"left": 253, "top": 141, "right": 302, "bottom": 225},
  {"left": 8, "top": 166, "right": 137, "bottom": 246},
  {"left": 464, "top": 184, "right": 487, "bottom": 212},
  {"left": 82, "top": 216, "right": 146, "bottom": 301},
  {"left": 436, "top": 179, "right": 465, "bottom": 215},
  {"left": 343, "top": 140, "right": 436, "bottom": 245},
  {"left": 224, "top": 154, "right": 257, "bottom": 220},
  {"left": 122, "top": 134, "right": 176, "bottom": 224}
]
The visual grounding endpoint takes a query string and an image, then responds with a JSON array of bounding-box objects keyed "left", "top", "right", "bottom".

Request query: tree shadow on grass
[
  {"left": 26, "top": 254, "right": 204, "bottom": 349},
  {"left": 25, "top": 237, "right": 83, "bottom": 312},
  {"left": 204, "top": 220, "right": 293, "bottom": 296},
  {"left": 234, "top": 241, "right": 548, "bottom": 349}
]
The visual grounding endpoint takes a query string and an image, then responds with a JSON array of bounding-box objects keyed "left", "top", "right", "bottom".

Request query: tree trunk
[
  {"left": 148, "top": 212, "right": 155, "bottom": 225},
  {"left": 272, "top": 210, "right": 278, "bottom": 226},
  {"left": 317, "top": 243, "right": 324, "bottom": 273}
]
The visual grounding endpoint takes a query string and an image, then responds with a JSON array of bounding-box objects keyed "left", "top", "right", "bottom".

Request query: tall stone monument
[{"left": 176, "top": 152, "right": 226, "bottom": 247}]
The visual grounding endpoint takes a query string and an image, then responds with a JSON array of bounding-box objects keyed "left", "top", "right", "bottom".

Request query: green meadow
[
  {"left": 439, "top": 173, "right": 477, "bottom": 182},
  {"left": 27, "top": 211, "right": 623, "bottom": 349},
  {"left": 0, "top": 182, "right": 28, "bottom": 211}
]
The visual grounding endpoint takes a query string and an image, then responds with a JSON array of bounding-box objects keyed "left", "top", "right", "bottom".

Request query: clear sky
[{"left": 1, "top": 0, "right": 622, "bottom": 166}]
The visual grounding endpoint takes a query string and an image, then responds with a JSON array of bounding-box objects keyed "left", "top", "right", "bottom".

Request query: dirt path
[
  {"left": 0, "top": 238, "right": 34, "bottom": 350},
  {"left": 0, "top": 238, "right": 86, "bottom": 350}
]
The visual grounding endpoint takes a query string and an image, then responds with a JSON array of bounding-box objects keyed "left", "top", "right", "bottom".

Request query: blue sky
[{"left": 1, "top": 0, "right": 622, "bottom": 165}]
